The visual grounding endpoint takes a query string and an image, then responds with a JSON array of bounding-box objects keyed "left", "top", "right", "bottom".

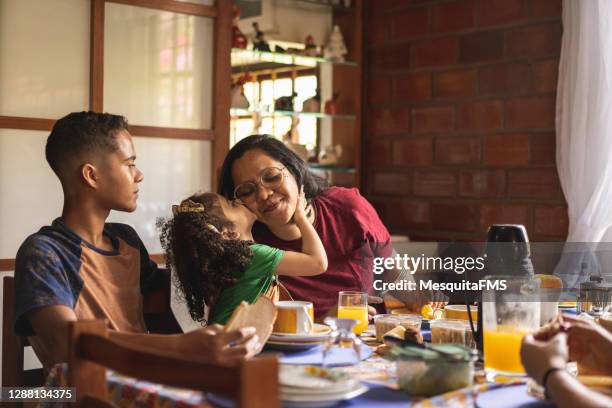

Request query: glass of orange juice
[
  {"left": 483, "top": 276, "right": 540, "bottom": 381},
  {"left": 337, "top": 291, "right": 369, "bottom": 335}
]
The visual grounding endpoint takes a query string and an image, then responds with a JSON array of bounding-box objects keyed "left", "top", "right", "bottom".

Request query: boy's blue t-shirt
[{"left": 13, "top": 218, "right": 162, "bottom": 367}]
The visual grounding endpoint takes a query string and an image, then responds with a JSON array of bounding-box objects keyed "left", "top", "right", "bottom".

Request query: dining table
[{"left": 45, "top": 326, "right": 557, "bottom": 408}]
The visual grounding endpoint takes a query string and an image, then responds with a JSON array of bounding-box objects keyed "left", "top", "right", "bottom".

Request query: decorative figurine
[
  {"left": 274, "top": 93, "right": 296, "bottom": 111},
  {"left": 230, "top": 73, "right": 251, "bottom": 109},
  {"left": 232, "top": 5, "right": 247, "bottom": 49},
  {"left": 324, "top": 25, "right": 348, "bottom": 62},
  {"left": 252, "top": 22, "right": 271, "bottom": 52},
  {"left": 304, "top": 35, "right": 318, "bottom": 57},
  {"left": 302, "top": 90, "right": 321, "bottom": 113},
  {"left": 318, "top": 144, "right": 343, "bottom": 165},
  {"left": 324, "top": 91, "right": 340, "bottom": 115}
]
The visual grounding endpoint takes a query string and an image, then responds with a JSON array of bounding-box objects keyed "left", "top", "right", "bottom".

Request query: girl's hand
[{"left": 293, "top": 186, "right": 307, "bottom": 223}]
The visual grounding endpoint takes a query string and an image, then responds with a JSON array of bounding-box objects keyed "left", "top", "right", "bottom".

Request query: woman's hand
[
  {"left": 178, "top": 325, "right": 260, "bottom": 366},
  {"left": 565, "top": 314, "right": 612, "bottom": 376},
  {"left": 521, "top": 333, "right": 568, "bottom": 385}
]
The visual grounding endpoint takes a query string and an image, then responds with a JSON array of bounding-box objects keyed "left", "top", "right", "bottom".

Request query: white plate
[
  {"left": 280, "top": 365, "right": 353, "bottom": 392},
  {"left": 281, "top": 383, "right": 369, "bottom": 407},
  {"left": 270, "top": 324, "right": 331, "bottom": 341}
]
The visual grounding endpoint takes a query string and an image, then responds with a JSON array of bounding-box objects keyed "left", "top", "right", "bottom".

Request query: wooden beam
[
  {"left": 129, "top": 125, "right": 214, "bottom": 140},
  {"left": 90, "top": 0, "right": 105, "bottom": 112},
  {"left": 106, "top": 0, "right": 216, "bottom": 18},
  {"left": 0, "top": 259, "right": 15, "bottom": 272},
  {"left": 0, "top": 116, "right": 55, "bottom": 131},
  {"left": 212, "top": 0, "right": 232, "bottom": 189}
]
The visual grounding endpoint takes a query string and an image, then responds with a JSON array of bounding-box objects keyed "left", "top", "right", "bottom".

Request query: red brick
[
  {"left": 367, "top": 13, "right": 387, "bottom": 45},
  {"left": 396, "top": 200, "right": 431, "bottom": 229},
  {"left": 435, "top": 137, "right": 481, "bottom": 165},
  {"left": 507, "top": 168, "right": 562, "bottom": 199},
  {"left": 532, "top": 0, "right": 562, "bottom": 18},
  {"left": 506, "top": 23, "right": 562, "bottom": 58},
  {"left": 370, "top": 107, "right": 411, "bottom": 135},
  {"left": 431, "top": 203, "right": 478, "bottom": 232},
  {"left": 459, "top": 170, "right": 506, "bottom": 197},
  {"left": 413, "top": 169, "right": 456, "bottom": 197},
  {"left": 393, "top": 72, "right": 431, "bottom": 102},
  {"left": 375, "top": 0, "right": 419, "bottom": 12},
  {"left": 479, "top": 63, "right": 530, "bottom": 96},
  {"left": 434, "top": 69, "right": 477, "bottom": 98},
  {"left": 483, "top": 134, "right": 530, "bottom": 166},
  {"left": 457, "top": 100, "right": 503, "bottom": 131},
  {"left": 532, "top": 59, "right": 559, "bottom": 93},
  {"left": 368, "top": 76, "right": 390, "bottom": 105},
  {"left": 480, "top": 203, "right": 529, "bottom": 231},
  {"left": 479, "top": 0, "right": 528, "bottom": 27},
  {"left": 534, "top": 205, "right": 568, "bottom": 238},
  {"left": 411, "top": 38, "right": 459, "bottom": 68},
  {"left": 373, "top": 172, "right": 412, "bottom": 195},
  {"left": 433, "top": 0, "right": 475, "bottom": 33},
  {"left": 368, "top": 43, "right": 411, "bottom": 71},
  {"left": 364, "top": 137, "right": 391, "bottom": 166},
  {"left": 412, "top": 106, "right": 455, "bottom": 134},
  {"left": 506, "top": 96, "right": 556, "bottom": 129},
  {"left": 392, "top": 138, "right": 433, "bottom": 166},
  {"left": 460, "top": 31, "right": 504, "bottom": 63},
  {"left": 390, "top": 8, "right": 430, "bottom": 40},
  {"left": 530, "top": 133, "right": 556, "bottom": 165}
]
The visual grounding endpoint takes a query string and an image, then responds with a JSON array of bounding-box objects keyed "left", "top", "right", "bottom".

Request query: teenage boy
[{"left": 14, "top": 111, "right": 258, "bottom": 369}]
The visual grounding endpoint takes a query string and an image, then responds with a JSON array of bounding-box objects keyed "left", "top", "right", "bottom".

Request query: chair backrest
[
  {"left": 1, "top": 275, "right": 45, "bottom": 387},
  {"left": 68, "top": 319, "right": 280, "bottom": 408}
]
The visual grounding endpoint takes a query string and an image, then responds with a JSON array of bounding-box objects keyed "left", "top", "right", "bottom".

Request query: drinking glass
[
  {"left": 482, "top": 276, "right": 540, "bottom": 380},
  {"left": 337, "top": 291, "right": 368, "bottom": 335},
  {"left": 322, "top": 317, "right": 362, "bottom": 367}
]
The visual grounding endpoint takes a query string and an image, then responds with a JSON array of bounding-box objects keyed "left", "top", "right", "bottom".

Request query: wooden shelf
[
  {"left": 230, "top": 108, "right": 355, "bottom": 120},
  {"left": 309, "top": 164, "right": 356, "bottom": 173},
  {"left": 231, "top": 48, "right": 357, "bottom": 72}
]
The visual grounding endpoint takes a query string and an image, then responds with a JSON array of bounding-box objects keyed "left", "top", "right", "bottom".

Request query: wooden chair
[
  {"left": 69, "top": 319, "right": 280, "bottom": 408},
  {"left": 2, "top": 269, "right": 181, "bottom": 388},
  {"left": 1, "top": 275, "right": 45, "bottom": 387}
]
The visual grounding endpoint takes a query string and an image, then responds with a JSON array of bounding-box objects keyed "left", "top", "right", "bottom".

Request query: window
[{"left": 230, "top": 74, "right": 318, "bottom": 150}]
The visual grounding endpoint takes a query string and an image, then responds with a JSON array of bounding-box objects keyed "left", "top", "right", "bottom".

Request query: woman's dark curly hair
[{"left": 158, "top": 192, "right": 253, "bottom": 324}]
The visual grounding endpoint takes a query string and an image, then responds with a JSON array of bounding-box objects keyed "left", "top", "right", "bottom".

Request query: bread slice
[{"left": 224, "top": 296, "right": 277, "bottom": 353}]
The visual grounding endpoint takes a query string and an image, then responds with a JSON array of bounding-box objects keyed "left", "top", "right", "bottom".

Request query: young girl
[{"left": 159, "top": 189, "right": 327, "bottom": 326}]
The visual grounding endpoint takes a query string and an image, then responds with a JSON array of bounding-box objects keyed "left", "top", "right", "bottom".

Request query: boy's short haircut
[{"left": 45, "top": 111, "right": 128, "bottom": 178}]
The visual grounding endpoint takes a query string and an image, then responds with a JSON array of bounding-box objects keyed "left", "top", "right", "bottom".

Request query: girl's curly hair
[{"left": 158, "top": 192, "right": 253, "bottom": 324}]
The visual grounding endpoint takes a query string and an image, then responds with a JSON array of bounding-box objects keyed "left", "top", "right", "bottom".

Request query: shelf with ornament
[
  {"left": 309, "top": 163, "right": 356, "bottom": 173},
  {"left": 230, "top": 108, "right": 355, "bottom": 121},
  {"left": 231, "top": 48, "right": 357, "bottom": 72}
]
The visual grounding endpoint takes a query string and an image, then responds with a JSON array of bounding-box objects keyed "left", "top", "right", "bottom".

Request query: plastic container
[
  {"left": 430, "top": 319, "right": 477, "bottom": 349},
  {"left": 391, "top": 344, "right": 477, "bottom": 397},
  {"left": 374, "top": 314, "right": 422, "bottom": 342}
]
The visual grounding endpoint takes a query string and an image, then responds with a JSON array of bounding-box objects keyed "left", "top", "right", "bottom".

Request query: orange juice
[
  {"left": 338, "top": 305, "right": 369, "bottom": 334},
  {"left": 484, "top": 327, "right": 528, "bottom": 374}
]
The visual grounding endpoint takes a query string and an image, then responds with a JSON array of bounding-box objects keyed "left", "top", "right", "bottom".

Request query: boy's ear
[{"left": 81, "top": 163, "right": 98, "bottom": 189}]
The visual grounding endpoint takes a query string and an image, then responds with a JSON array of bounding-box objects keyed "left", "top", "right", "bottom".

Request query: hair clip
[
  {"left": 172, "top": 199, "right": 205, "bottom": 216},
  {"left": 206, "top": 224, "right": 220, "bottom": 234}
]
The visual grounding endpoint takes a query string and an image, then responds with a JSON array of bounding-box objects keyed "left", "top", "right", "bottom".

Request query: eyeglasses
[{"left": 233, "top": 166, "right": 286, "bottom": 203}]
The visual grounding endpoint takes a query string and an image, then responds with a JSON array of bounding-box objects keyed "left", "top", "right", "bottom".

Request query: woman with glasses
[{"left": 218, "top": 134, "right": 394, "bottom": 319}]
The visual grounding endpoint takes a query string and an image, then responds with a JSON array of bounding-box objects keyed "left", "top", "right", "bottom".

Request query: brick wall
[{"left": 364, "top": 0, "right": 568, "bottom": 241}]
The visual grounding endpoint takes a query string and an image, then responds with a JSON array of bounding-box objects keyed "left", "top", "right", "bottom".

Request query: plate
[
  {"left": 265, "top": 340, "right": 323, "bottom": 351},
  {"left": 270, "top": 324, "right": 331, "bottom": 341},
  {"left": 281, "top": 383, "right": 369, "bottom": 408},
  {"left": 280, "top": 365, "right": 354, "bottom": 392}
]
